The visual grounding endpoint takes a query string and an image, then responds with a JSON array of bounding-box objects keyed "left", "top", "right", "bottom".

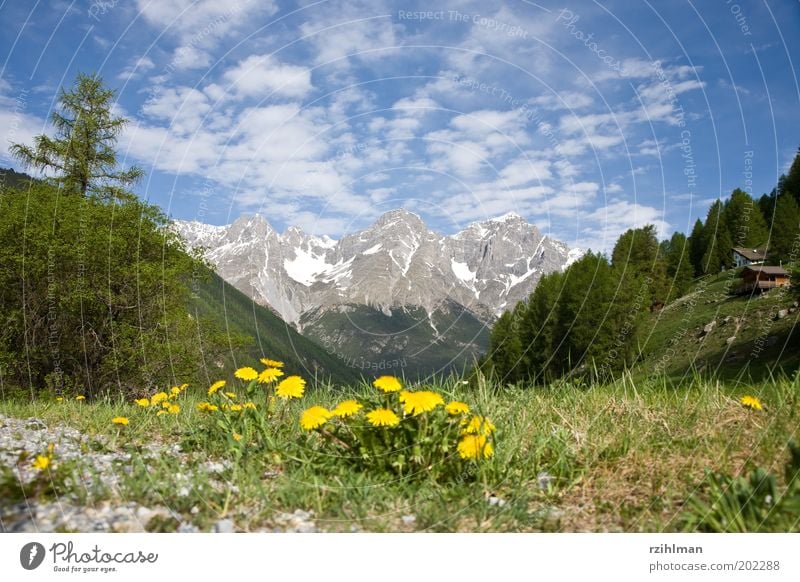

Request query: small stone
[
  {"left": 702, "top": 321, "right": 716, "bottom": 335},
  {"left": 401, "top": 514, "right": 416, "bottom": 526},
  {"left": 537, "top": 471, "right": 554, "bottom": 491},
  {"left": 213, "top": 518, "right": 235, "bottom": 533},
  {"left": 776, "top": 309, "right": 788, "bottom": 320}
]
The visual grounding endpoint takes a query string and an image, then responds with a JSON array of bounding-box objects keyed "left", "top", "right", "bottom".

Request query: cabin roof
[
  {"left": 742, "top": 265, "right": 789, "bottom": 276},
  {"left": 732, "top": 247, "right": 768, "bottom": 261}
]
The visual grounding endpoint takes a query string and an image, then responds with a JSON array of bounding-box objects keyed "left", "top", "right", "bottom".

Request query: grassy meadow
[{"left": 2, "top": 370, "right": 798, "bottom": 532}]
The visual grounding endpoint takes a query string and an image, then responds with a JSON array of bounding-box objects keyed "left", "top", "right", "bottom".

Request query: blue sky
[{"left": 1, "top": 0, "right": 798, "bottom": 251}]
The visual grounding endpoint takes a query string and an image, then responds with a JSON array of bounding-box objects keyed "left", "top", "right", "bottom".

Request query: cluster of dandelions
[
  {"left": 299, "top": 375, "right": 495, "bottom": 478},
  {"left": 195, "top": 359, "right": 306, "bottom": 450},
  {"left": 132, "top": 383, "right": 188, "bottom": 418}
]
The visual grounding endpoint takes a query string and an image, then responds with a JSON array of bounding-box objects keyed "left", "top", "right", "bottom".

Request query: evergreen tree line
[{"left": 484, "top": 149, "right": 800, "bottom": 385}]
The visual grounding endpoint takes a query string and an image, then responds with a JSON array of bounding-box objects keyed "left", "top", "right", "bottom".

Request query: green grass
[{"left": 3, "top": 372, "right": 799, "bottom": 532}]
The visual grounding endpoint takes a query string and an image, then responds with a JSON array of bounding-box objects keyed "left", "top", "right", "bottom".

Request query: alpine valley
[{"left": 174, "top": 209, "right": 582, "bottom": 378}]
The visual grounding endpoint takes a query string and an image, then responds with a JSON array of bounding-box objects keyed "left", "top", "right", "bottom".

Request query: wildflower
[
  {"left": 75, "top": 395, "right": 86, "bottom": 401},
  {"left": 232, "top": 433, "right": 243, "bottom": 442},
  {"left": 31, "top": 455, "right": 51, "bottom": 470},
  {"left": 446, "top": 401, "right": 470, "bottom": 415},
  {"left": 399, "top": 390, "right": 444, "bottom": 415},
  {"left": 229, "top": 404, "right": 243, "bottom": 412},
  {"left": 197, "top": 402, "right": 218, "bottom": 412},
  {"left": 373, "top": 375, "right": 402, "bottom": 393},
  {"left": 156, "top": 410, "right": 167, "bottom": 417},
  {"left": 300, "top": 406, "right": 332, "bottom": 430},
  {"left": 331, "top": 400, "right": 363, "bottom": 418},
  {"left": 151, "top": 392, "right": 168, "bottom": 406},
  {"left": 170, "top": 386, "right": 181, "bottom": 397},
  {"left": 260, "top": 358, "right": 285, "bottom": 368},
  {"left": 276, "top": 376, "right": 305, "bottom": 399},
  {"left": 258, "top": 367, "right": 284, "bottom": 384},
  {"left": 134, "top": 398, "right": 150, "bottom": 407},
  {"left": 208, "top": 380, "right": 226, "bottom": 396},
  {"left": 224, "top": 392, "right": 237, "bottom": 399},
  {"left": 740, "top": 395, "right": 763, "bottom": 411},
  {"left": 461, "top": 416, "right": 496, "bottom": 436},
  {"left": 243, "top": 401, "right": 256, "bottom": 409},
  {"left": 234, "top": 367, "right": 258, "bottom": 381},
  {"left": 366, "top": 408, "right": 400, "bottom": 427},
  {"left": 457, "top": 434, "right": 494, "bottom": 459},
  {"left": 168, "top": 404, "right": 180, "bottom": 415},
  {"left": 179, "top": 383, "right": 189, "bottom": 391},
  {"left": 111, "top": 417, "right": 129, "bottom": 426},
  {"left": 162, "top": 401, "right": 171, "bottom": 409},
  {"left": 55, "top": 397, "right": 63, "bottom": 402}
]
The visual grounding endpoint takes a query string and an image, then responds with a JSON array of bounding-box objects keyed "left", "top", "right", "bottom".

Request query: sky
[{"left": 1, "top": 0, "right": 799, "bottom": 252}]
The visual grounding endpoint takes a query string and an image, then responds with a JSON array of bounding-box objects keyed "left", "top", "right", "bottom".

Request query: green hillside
[
  {"left": 299, "top": 300, "right": 489, "bottom": 380},
  {"left": 191, "top": 270, "right": 361, "bottom": 384},
  {"left": 634, "top": 269, "right": 800, "bottom": 382}
]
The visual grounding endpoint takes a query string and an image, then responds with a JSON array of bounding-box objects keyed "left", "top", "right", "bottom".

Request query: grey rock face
[{"left": 173, "top": 210, "right": 580, "bottom": 326}]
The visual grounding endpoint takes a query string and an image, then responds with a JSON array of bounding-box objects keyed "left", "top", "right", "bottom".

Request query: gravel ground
[{"left": 0, "top": 415, "right": 319, "bottom": 533}]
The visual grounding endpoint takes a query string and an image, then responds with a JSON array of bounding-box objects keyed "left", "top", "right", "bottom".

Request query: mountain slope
[{"left": 191, "top": 270, "right": 360, "bottom": 384}]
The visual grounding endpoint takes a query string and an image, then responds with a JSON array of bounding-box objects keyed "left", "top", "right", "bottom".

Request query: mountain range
[{"left": 174, "top": 209, "right": 581, "bottom": 378}]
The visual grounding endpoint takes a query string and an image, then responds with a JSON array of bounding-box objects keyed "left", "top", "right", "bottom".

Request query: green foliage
[
  {"left": 611, "top": 224, "right": 669, "bottom": 305},
  {"left": 688, "top": 218, "right": 705, "bottom": 277},
  {"left": 724, "top": 188, "right": 769, "bottom": 248},
  {"left": 768, "top": 193, "right": 800, "bottom": 264},
  {"left": 663, "top": 231, "right": 694, "bottom": 301},
  {"left": 683, "top": 441, "right": 800, "bottom": 532},
  {"left": 0, "top": 181, "right": 227, "bottom": 397},
  {"left": 9, "top": 73, "right": 143, "bottom": 197},
  {"left": 701, "top": 200, "right": 733, "bottom": 274}
]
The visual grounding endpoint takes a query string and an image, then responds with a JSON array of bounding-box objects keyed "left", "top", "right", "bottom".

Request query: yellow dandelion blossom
[
  {"left": 197, "top": 402, "right": 219, "bottom": 412},
  {"left": 234, "top": 367, "right": 258, "bottom": 381},
  {"left": 111, "top": 416, "right": 129, "bottom": 426},
  {"left": 151, "top": 392, "right": 168, "bottom": 406},
  {"left": 300, "top": 406, "right": 332, "bottom": 431},
  {"left": 366, "top": 408, "right": 400, "bottom": 427},
  {"left": 331, "top": 400, "right": 363, "bottom": 418},
  {"left": 179, "top": 383, "right": 189, "bottom": 391},
  {"left": 260, "top": 358, "right": 285, "bottom": 368},
  {"left": 208, "top": 380, "right": 226, "bottom": 396},
  {"left": 276, "top": 376, "right": 306, "bottom": 399},
  {"left": 373, "top": 375, "right": 402, "bottom": 393},
  {"left": 232, "top": 433, "right": 242, "bottom": 442},
  {"left": 740, "top": 395, "right": 763, "bottom": 411},
  {"left": 134, "top": 398, "right": 150, "bottom": 407},
  {"left": 229, "top": 404, "right": 243, "bottom": 412},
  {"left": 243, "top": 402, "right": 257, "bottom": 409},
  {"left": 399, "top": 390, "right": 444, "bottom": 415},
  {"left": 31, "top": 455, "right": 51, "bottom": 470},
  {"left": 446, "top": 401, "right": 470, "bottom": 415},
  {"left": 156, "top": 410, "right": 167, "bottom": 417},
  {"left": 167, "top": 404, "right": 180, "bottom": 414},
  {"left": 223, "top": 391, "right": 237, "bottom": 399},
  {"left": 75, "top": 395, "right": 86, "bottom": 401},
  {"left": 461, "top": 415, "right": 496, "bottom": 436},
  {"left": 258, "top": 367, "right": 284, "bottom": 384},
  {"left": 170, "top": 386, "right": 181, "bottom": 396},
  {"left": 457, "top": 435, "right": 494, "bottom": 459},
  {"left": 55, "top": 397, "right": 63, "bottom": 402},
  {"left": 161, "top": 401, "right": 171, "bottom": 409}
]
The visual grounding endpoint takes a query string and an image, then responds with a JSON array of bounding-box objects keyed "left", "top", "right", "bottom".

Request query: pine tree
[
  {"left": 724, "top": 188, "right": 769, "bottom": 248},
  {"left": 768, "top": 193, "right": 800, "bottom": 264},
  {"left": 688, "top": 218, "right": 705, "bottom": 277},
  {"left": 664, "top": 231, "right": 694, "bottom": 300},
  {"left": 781, "top": 147, "right": 800, "bottom": 205},
  {"left": 10, "top": 73, "right": 142, "bottom": 196},
  {"left": 610, "top": 224, "right": 668, "bottom": 305},
  {"left": 487, "top": 308, "right": 523, "bottom": 384},
  {"left": 701, "top": 200, "right": 733, "bottom": 274}
]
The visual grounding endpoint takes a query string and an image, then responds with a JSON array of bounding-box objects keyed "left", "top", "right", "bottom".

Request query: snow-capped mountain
[{"left": 173, "top": 209, "right": 581, "bottom": 326}]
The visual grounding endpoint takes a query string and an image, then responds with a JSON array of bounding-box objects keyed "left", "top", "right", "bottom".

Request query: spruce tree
[
  {"left": 725, "top": 188, "right": 769, "bottom": 248},
  {"left": 665, "top": 231, "right": 694, "bottom": 300},
  {"left": 688, "top": 218, "right": 705, "bottom": 277},
  {"left": 10, "top": 73, "right": 143, "bottom": 196},
  {"left": 701, "top": 200, "right": 733, "bottom": 274},
  {"left": 768, "top": 193, "right": 800, "bottom": 264}
]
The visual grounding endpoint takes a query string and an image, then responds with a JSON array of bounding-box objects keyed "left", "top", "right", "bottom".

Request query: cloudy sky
[{"left": 1, "top": 0, "right": 798, "bottom": 251}]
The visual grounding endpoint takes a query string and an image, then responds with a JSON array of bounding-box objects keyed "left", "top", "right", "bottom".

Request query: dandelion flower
[
  {"left": 457, "top": 435, "right": 494, "bottom": 459},
  {"left": 232, "top": 433, "right": 242, "bottom": 442},
  {"left": 31, "top": 455, "right": 51, "bottom": 470},
  {"left": 258, "top": 367, "right": 284, "bottom": 384},
  {"left": 446, "top": 401, "right": 470, "bottom": 415},
  {"left": 134, "top": 398, "right": 150, "bottom": 407},
  {"left": 461, "top": 415, "right": 496, "bottom": 436},
  {"left": 224, "top": 392, "right": 237, "bottom": 399},
  {"left": 366, "top": 408, "right": 400, "bottom": 427},
  {"left": 55, "top": 397, "right": 63, "bottom": 402},
  {"left": 75, "top": 395, "right": 86, "bottom": 401},
  {"left": 168, "top": 404, "right": 180, "bottom": 414},
  {"left": 300, "top": 406, "right": 332, "bottom": 430},
  {"left": 276, "top": 376, "right": 306, "bottom": 399},
  {"left": 260, "top": 358, "right": 284, "bottom": 368},
  {"left": 170, "top": 386, "right": 181, "bottom": 397},
  {"left": 197, "top": 402, "right": 218, "bottom": 412},
  {"left": 234, "top": 367, "right": 258, "bottom": 381},
  {"left": 331, "top": 400, "right": 363, "bottom": 418},
  {"left": 151, "top": 392, "right": 168, "bottom": 406},
  {"left": 229, "top": 404, "right": 243, "bottom": 412},
  {"left": 208, "top": 380, "right": 226, "bottom": 396},
  {"left": 162, "top": 401, "right": 171, "bottom": 409},
  {"left": 156, "top": 410, "right": 167, "bottom": 417},
  {"left": 243, "top": 402, "right": 256, "bottom": 410},
  {"left": 740, "top": 395, "right": 763, "bottom": 411},
  {"left": 111, "top": 416, "right": 129, "bottom": 426},
  {"left": 373, "top": 375, "right": 402, "bottom": 393},
  {"left": 399, "top": 390, "right": 444, "bottom": 415}
]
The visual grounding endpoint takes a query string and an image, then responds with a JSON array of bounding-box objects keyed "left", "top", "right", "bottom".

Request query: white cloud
[{"left": 215, "top": 55, "right": 314, "bottom": 100}]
